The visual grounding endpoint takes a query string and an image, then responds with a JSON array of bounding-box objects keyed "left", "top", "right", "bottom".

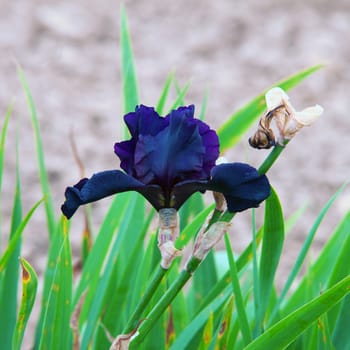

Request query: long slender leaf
[
  {"left": 156, "top": 71, "right": 174, "bottom": 114},
  {"left": 199, "top": 227, "right": 263, "bottom": 313},
  {"left": 198, "top": 311, "right": 214, "bottom": 350},
  {"left": 258, "top": 188, "right": 284, "bottom": 332},
  {"left": 0, "top": 140, "right": 22, "bottom": 348},
  {"left": 275, "top": 184, "right": 347, "bottom": 321},
  {"left": 17, "top": 66, "right": 56, "bottom": 236},
  {"left": 244, "top": 274, "right": 350, "bottom": 350},
  {"left": 0, "top": 102, "right": 12, "bottom": 187},
  {"left": 213, "top": 296, "right": 234, "bottom": 349},
  {"left": 73, "top": 192, "right": 131, "bottom": 307},
  {"left": 325, "top": 214, "right": 350, "bottom": 334},
  {"left": 332, "top": 294, "right": 350, "bottom": 349},
  {"left": 217, "top": 64, "right": 323, "bottom": 151},
  {"left": 168, "top": 82, "right": 191, "bottom": 112},
  {"left": 80, "top": 193, "right": 145, "bottom": 349},
  {"left": 12, "top": 258, "right": 38, "bottom": 350},
  {"left": 120, "top": 6, "right": 138, "bottom": 117},
  {"left": 224, "top": 233, "right": 252, "bottom": 345},
  {"left": 169, "top": 289, "right": 231, "bottom": 350},
  {"left": 94, "top": 207, "right": 154, "bottom": 349},
  {"left": 0, "top": 199, "right": 43, "bottom": 272},
  {"left": 38, "top": 217, "right": 73, "bottom": 350},
  {"left": 0, "top": 102, "right": 13, "bottom": 249}
]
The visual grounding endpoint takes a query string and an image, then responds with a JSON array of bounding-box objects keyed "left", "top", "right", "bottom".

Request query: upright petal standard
[{"left": 62, "top": 105, "right": 270, "bottom": 219}]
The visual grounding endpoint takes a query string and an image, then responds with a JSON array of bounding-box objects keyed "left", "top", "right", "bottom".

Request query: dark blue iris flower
[{"left": 61, "top": 105, "right": 270, "bottom": 219}]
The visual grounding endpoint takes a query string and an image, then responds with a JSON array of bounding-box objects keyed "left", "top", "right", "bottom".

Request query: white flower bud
[
  {"left": 265, "top": 87, "right": 290, "bottom": 110},
  {"left": 249, "top": 87, "right": 323, "bottom": 148},
  {"left": 295, "top": 105, "right": 323, "bottom": 125}
]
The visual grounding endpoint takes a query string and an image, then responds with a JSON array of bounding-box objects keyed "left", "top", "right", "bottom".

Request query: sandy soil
[{"left": 0, "top": 0, "right": 349, "bottom": 344}]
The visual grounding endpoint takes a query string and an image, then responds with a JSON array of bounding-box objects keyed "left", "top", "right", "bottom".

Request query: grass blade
[
  {"left": 0, "top": 102, "right": 13, "bottom": 248},
  {"left": 156, "top": 71, "right": 174, "bottom": 114},
  {"left": 224, "top": 233, "right": 252, "bottom": 345},
  {"left": 198, "top": 90, "right": 208, "bottom": 120},
  {"left": 244, "top": 274, "right": 350, "bottom": 350},
  {"left": 272, "top": 184, "right": 347, "bottom": 322},
  {"left": 12, "top": 258, "right": 38, "bottom": 350},
  {"left": 199, "top": 227, "right": 263, "bottom": 313},
  {"left": 198, "top": 311, "right": 214, "bottom": 350},
  {"left": 0, "top": 140, "right": 22, "bottom": 348},
  {"left": 0, "top": 199, "right": 43, "bottom": 272},
  {"left": 17, "top": 66, "right": 56, "bottom": 236},
  {"left": 80, "top": 194, "right": 145, "bottom": 348},
  {"left": 217, "top": 64, "right": 323, "bottom": 152},
  {"left": 168, "top": 81, "right": 191, "bottom": 112},
  {"left": 38, "top": 217, "right": 73, "bottom": 350},
  {"left": 214, "top": 296, "right": 234, "bottom": 349},
  {"left": 120, "top": 6, "right": 138, "bottom": 116},
  {"left": 169, "top": 289, "right": 231, "bottom": 350},
  {"left": 257, "top": 188, "right": 284, "bottom": 333},
  {"left": 73, "top": 192, "right": 131, "bottom": 306},
  {"left": 332, "top": 294, "right": 350, "bottom": 349}
]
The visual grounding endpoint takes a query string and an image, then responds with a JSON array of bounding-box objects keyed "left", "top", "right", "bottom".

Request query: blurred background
[{"left": 0, "top": 0, "right": 349, "bottom": 296}]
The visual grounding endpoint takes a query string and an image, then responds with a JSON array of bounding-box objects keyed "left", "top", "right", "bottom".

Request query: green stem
[
  {"left": 258, "top": 143, "right": 287, "bottom": 175},
  {"left": 122, "top": 266, "right": 167, "bottom": 333},
  {"left": 126, "top": 143, "right": 287, "bottom": 342},
  {"left": 129, "top": 257, "right": 201, "bottom": 348},
  {"left": 207, "top": 208, "right": 224, "bottom": 228}
]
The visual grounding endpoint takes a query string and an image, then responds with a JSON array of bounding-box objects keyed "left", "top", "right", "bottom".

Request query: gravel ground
[{"left": 0, "top": 0, "right": 349, "bottom": 345}]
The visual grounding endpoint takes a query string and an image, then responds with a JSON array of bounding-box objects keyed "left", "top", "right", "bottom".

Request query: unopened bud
[{"left": 249, "top": 87, "right": 323, "bottom": 148}]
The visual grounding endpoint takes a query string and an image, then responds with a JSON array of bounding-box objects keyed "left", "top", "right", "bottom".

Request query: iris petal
[
  {"left": 170, "top": 163, "right": 270, "bottom": 212},
  {"left": 134, "top": 109, "right": 206, "bottom": 187},
  {"left": 166, "top": 106, "right": 219, "bottom": 178},
  {"left": 172, "top": 179, "right": 208, "bottom": 209},
  {"left": 62, "top": 105, "right": 269, "bottom": 219},
  {"left": 114, "top": 105, "right": 168, "bottom": 176},
  {"left": 124, "top": 105, "right": 167, "bottom": 138},
  {"left": 205, "top": 163, "right": 270, "bottom": 212},
  {"left": 61, "top": 170, "right": 163, "bottom": 219}
]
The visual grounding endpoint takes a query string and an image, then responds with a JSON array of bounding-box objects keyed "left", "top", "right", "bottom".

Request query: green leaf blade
[
  {"left": 120, "top": 6, "right": 139, "bottom": 117},
  {"left": 244, "top": 274, "right": 350, "bottom": 350},
  {"left": 17, "top": 67, "right": 56, "bottom": 236},
  {"left": 0, "top": 143, "right": 22, "bottom": 348},
  {"left": 258, "top": 188, "right": 284, "bottom": 332},
  {"left": 12, "top": 258, "right": 38, "bottom": 350}
]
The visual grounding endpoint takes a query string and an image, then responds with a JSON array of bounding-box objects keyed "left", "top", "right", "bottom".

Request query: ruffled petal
[
  {"left": 124, "top": 105, "right": 167, "bottom": 138},
  {"left": 61, "top": 170, "right": 163, "bottom": 218},
  {"left": 134, "top": 107, "right": 206, "bottom": 187},
  {"left": 206, "top": 163, "right": 271, "bottom": 212},
  {"left": 166, "top": 106, "right": 219, "bottom": 178},
  {"left": 114, "top": 105, "right": 168, "bottom": 176},
  {"left": 196, "top": 120, "right": 220, "bottom": 178}
]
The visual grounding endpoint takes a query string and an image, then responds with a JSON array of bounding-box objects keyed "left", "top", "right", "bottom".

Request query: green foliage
[
  {"left": 12, "top": 258, "right": 38, "bottom": 350},
  {"left": 0, "top": 7, "right": 349, "bottom": 350}
]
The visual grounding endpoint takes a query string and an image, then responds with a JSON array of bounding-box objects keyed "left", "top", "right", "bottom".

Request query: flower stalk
[
  {"left": 129, "top": 257, "right": 201, "bottom": 349},
  {"left": 127, "top": 142, "right": 288, "bottom": 347}
]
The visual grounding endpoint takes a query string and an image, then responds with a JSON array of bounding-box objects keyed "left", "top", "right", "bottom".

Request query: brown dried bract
[{"left": 248, "top": 105, "right": 285, "bottom": 149}]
